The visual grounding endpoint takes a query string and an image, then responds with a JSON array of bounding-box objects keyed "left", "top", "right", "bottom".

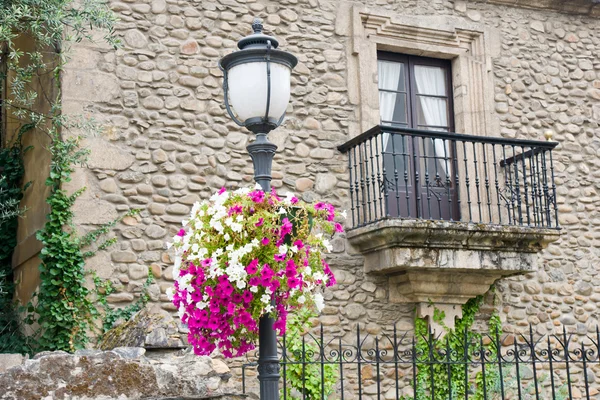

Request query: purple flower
[
  {"left": 246, "top": 259, "right": 259, "bottom": 275},
  {"left": 219, "top": 187, "right": 227, "bottom": 195},
  {"left": 248, "top": 190, "right": 265, "bottom": 203},
  {"left": 335, "top": 223, "right": 344, "bottom": 233},
  {"left": 255, "top": 218, "right": 264, "bottom": 227},
  {"left": 201, "top": 258, "right": 212, "bottom": 267},
  {"left": 261, "top": 237, "right": 270, "bottom": 246},
  {"left": 177, "top": 229, "right": 186, "bottom": 237},
  {"left": 261, "top": 265, "right": 275, "bottom": 279},
  {"left": 228, "top": 204, "right": 243, "bottom": 216},
  {"left": 288, "top": 277, "right": 301, "bottom": 289},
  {"left": 274, "top": 253, "right": 286, "bottom": 262},
  {"left": 280, "top": 218, "right": 293, "bottom": 238}
]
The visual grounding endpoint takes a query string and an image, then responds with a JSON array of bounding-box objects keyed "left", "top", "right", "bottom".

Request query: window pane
[
  {"left": 377, "top": 60, "right": 406, "bottom": 92},
  {"left": 416, "top": 96, "right": 448, "bottom": 129},
  {"left": 379, "top": 92, "right": 408, "bottom": 124},
  {"left": 413, "top": 65, "right": 447, "bottom": 96}
]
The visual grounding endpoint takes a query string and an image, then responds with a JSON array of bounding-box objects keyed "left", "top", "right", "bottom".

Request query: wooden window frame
[{"left": 377, "top": 51, "right": 455, "bottom": 132}]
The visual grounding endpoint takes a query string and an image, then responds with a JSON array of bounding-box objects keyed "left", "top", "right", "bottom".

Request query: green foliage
[
  {"left": 410, "top": 296, "right": 502, "bottom": 400},
  {"left": 93, "top": 270, "right": 154, "bottom": 335},
  {"left": 0, "top": 0, "right": 121, "bottom": 352},
  {"left": 34, "top": 133, "right": 93, "bottom": 351},
  {"left": 283, "top": 308, "right": 337, "bottom": 400},
  {"left": 0, "top": 0, "right": 119, "bottom": 125},
  {"left": 0, "top": 126, "right": 32, "bottom": 354}
]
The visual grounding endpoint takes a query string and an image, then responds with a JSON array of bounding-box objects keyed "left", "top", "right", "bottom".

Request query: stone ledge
[
  {"left": 347, "top": 219, "right": 560, "bottom": 257},
  {"left": 0, "top": 347, "right": 237, "bottom": 400},
  {"left": 347, "top": 219, "right": 560, "bottom": 330}
]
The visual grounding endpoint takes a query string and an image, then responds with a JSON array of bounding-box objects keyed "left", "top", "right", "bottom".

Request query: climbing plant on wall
[
  {"left": 411, "top": 296, "right": 502, "bottom": 400},
  {"left": 0, "top": 125, "right": 32, "bottom": 353},
  {"left": 0, "top": 0, "right": 120, "bottom": 352}
]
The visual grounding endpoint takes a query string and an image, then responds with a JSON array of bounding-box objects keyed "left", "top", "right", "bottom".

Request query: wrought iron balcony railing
[{"left": 338, "top": 125, "right": 559, "bottom": 230}]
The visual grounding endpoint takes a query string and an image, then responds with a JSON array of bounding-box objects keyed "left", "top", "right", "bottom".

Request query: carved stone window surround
[{"left": 348, "top": 6, "right": 501, "bottom": 139}]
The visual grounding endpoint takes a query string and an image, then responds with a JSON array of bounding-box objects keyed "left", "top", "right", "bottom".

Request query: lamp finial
[
  {"left": 544, "top": 129, "right": 553, "bottom": 141},
  {"left": 252, "top": 18, "right": 263, "bottom": 34}
]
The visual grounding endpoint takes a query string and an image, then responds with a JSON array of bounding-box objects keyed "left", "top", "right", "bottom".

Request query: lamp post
[{"left": 219, "top": 18, "right": 297, "bottom": 400}]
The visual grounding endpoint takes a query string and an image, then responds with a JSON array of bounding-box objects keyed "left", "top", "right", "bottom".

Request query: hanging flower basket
[{"left": 167, "top": 186, "right": 344, "bottom": 358}]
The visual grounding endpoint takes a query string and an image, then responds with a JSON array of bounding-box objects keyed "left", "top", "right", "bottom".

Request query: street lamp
[{"left": 219, "top": 18, "right": 297, "bottom": 400}]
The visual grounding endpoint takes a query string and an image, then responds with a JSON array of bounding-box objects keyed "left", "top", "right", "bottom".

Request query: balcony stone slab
[{"left": 347, "top": 219, "right": 560, "bottom": 331}]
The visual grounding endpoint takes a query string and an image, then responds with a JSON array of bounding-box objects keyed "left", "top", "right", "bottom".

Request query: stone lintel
[{"left": 347, "top": 219, "right": 560, "bottom": 329}]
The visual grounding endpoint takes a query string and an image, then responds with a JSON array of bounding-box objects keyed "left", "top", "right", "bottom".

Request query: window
[{"left": 377, "top": 52, "right": 458, "bottom": 220}]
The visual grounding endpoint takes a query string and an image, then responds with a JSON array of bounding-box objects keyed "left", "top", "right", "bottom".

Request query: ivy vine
[
  {"left": 410, "top": 296, "right": 502, "bottom": 400},
  {"left": 0, "top": 0, "right": 122, "bottom": 352},
  {"left": 283, "top": 308, "right": 338, "bottom": 399},
  {"left": 93, "top": 269, "right": 153, "bottom": 335},
  {"left": 0, "top": 125, "right": 32, "bottom": 353}
]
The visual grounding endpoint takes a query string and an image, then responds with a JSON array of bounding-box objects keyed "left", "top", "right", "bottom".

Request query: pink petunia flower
[
  {"left": 335, "top": 223, "right": 344, "bottom": 233},
  {"left": 177, "top": 229, "right": 186, "bottom": 237},
  {"left": 246, "top": 259, "right": 259, "bottom": 275},
  {"left": 280, "top": 218, "right": 293, "bottom": 238},
  {"left": 248, "top": 190, "right": 265, "bottom": 203}
]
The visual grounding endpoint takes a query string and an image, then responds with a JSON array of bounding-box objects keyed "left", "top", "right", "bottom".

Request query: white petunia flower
[
  {"left": 230, "top": 222, "right": 243, "bottom": 233},
  {"left": 236, "top": 280, "right": 247, "bottom": 289},
  {"left": 250, "top": 286, "right": 258, "bottom": 293},
  {"left": 265, "top": 304, "right": 274, "bottom": 313},
  {"left": 224, "top": 233, "right": 231, "bottom": 242},
  {"left": 166, "top": 287, "right": 175, "bottom": 301},
  {"left": 290, "top": 245, "right": 298, "bottom": 253},
  {"left": 278, "top": 207, "right": 287, "bottom": 214},
  {"left": 261, "top": 294, "right": 271, "bottom": 304},
  {"left": 322, "top": 239, "right": 333, "bottom": 253},
  {"left": 341, "top": 210, "right": 347, "bottom": 219},
  {"left": 278, "top": 244, "right": 288, "bottom": 255},
  {"left": 255, "top": 183, "right": 263, "bottom": 190},
  {"left": 297, "top": 295, "right": 306, "bottom": 304},
  {"left": 314, "top": 293, "right": 325, "bottom": 312},
  {"left": 284, "top": 192, "right": 297, "bottom": 205}
]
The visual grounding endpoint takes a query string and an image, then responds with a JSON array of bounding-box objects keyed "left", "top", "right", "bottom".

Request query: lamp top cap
[{"left": 237, "top": 18, "right": 280, "bottom": 50}]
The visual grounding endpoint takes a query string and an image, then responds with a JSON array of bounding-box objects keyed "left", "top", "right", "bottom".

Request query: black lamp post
[{"left": 219, "top": 18, "right": 298, "bottom": 400}]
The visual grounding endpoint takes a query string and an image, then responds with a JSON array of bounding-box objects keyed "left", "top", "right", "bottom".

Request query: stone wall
[
  {"left": 34, "top": 0, "right": 600, "bottom": 362},
  {"left": 0, "top": 348, "right": 238, "bottom": 400}
]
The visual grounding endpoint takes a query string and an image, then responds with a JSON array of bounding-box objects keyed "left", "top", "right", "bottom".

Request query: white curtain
[
  {"left": 414, "top": 65, "right": 449, "bottom": 175},
  {"left": 378, "top": 61, "right": 402, "bottom": 150}
]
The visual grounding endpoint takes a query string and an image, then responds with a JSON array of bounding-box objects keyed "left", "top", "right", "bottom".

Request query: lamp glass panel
[{"left": 228, "top": 61, "right": 291, "bottom": 122}]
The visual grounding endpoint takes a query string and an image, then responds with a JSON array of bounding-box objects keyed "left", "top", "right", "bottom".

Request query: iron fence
[
  {"left": 241, "top": 324, "right": 600, "bottom": 400},
  {"left": 337, "top": 125, "right": 560, "bottom": 230}
]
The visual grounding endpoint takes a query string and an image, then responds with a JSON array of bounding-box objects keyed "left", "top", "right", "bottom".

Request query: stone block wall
[
  {"left": 0, "top": 348, "right": 237, "bottom": 399},
  {"left": 37, "top": 0, "right": 600, "bottom": 352}
]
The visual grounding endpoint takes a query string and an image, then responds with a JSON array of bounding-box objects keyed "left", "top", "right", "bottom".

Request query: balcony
[{"left": 338, "top": 125, "right": 561, "bottom": 330}]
